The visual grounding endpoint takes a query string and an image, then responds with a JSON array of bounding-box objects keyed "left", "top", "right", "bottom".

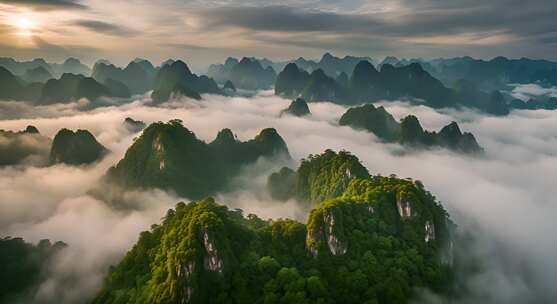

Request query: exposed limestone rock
[
  {"left": 306, "top": 229, "right": 321, "bottom": 258},
  {"left": 441, "top": 218, "right": 454, "bottom": 266},
  {"left": 367, "top": 205, "right": 374, "bottom": 214},
  {"left": 176, "top": 261, "right": 195, "bottom": 303},
  {"left": 425, "top": 220, "right": 435, "bottom": 242},
  {"left": 201, "top": 228, "right": 223, "bottom": 272},
  {"left": 306, "top": 209, "right": 347, "bottom": 257},
  {"left": 323, "top": 211, "right": 347, "bottom": 256},
  {"left": 152, "top": 135, "right": 165, "bottom": 170},
  {"left": 397, "top": 197, "right": 412, "bottom": 218}
]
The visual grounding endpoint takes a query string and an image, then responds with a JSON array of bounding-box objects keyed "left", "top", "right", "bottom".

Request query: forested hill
[
  {"left": 105, "top": 120, "right": 290, "bottom": 200},
  {"left": 94, "top": 150, "right": 455, "bottom": 303}
]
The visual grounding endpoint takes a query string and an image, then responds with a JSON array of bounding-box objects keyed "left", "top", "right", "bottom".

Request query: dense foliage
[
  {"left": 49, "top": 128, "right": 108, "bottom": 165},
  {"left": 106, "top": 120, "right": 290, "bottom": 200},
  {"left": 339, "top": 104, "right": 483, "bottom": 154},
  {"left": 95, "top": 150, "right": 454, "bottom": 304},
  {"left": 0, "top": 237, "right": 66, "bottom": 303},
  {"left": 339, "top": 104, "right": 400, "bottom": 141},
  {"left": 269, "top": 150, "right": 370, "bottom": 205}
]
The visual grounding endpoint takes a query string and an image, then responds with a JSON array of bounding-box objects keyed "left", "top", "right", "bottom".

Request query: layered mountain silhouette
[
  {"left": 208, "top": 57, "right": 276, "bottom": 90},
  {"left": 151, "top": 61, "right": 221, "bottom": 103},
  {"left": 49, "top": 129, "right": 108, "bottom": 165},
  {"left": 339, "top": 104, "right": 483, "bottom": 154},
  {"left": 0, "top": 57, "right": 90, "bottom": 77},
  {"left": 39, "top": 74, "right": 117, "bottom": 104},
  {"left": 21, "top": 66, "right": 54, "bottom": 83},
  {"left": 92, "top": 60, "right": 156, "bottom": 95},
  {"left": 105, "top": 120, "right": 289, "bottom": 200},
  {"left": 276, "top": 60, "right": 511, "bottom": 115},
  {"left": 0, "top": 65, "right": 127, "bottom": 104},
  {"left": 95, "top": 150, "right": 454, "bottom": 303}
]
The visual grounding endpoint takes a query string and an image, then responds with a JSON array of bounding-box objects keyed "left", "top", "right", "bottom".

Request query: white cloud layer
[
  {"left": 0, "top": 91, "right": 556, "bottom": 303},
  {"left": 511, "top": 83, "right": 557, "bottom": 101}
]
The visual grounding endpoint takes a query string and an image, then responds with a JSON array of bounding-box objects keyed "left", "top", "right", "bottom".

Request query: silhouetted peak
[
  {"left": 32, "top": 58, "right": 47, "bottom": 65},
  {"left": 282, "top": 98, "right": 311, "bottom": 117},
  {"left": 239, "top": 57, "right": 253, "bottom": 65},
  {"left": 439, "top": 121, "right": 462, "bottom": 137},
  {"left": 491, "top": 56, "right": 509, "bottom": 63},
  {"left": 407, "top": 62, "right": 424, "bottom": 72},
  {"left": 320, "top": 52, "right": 334, "bottom": 62},
  {"left": 380, "top": 63, "right": 395, "bottom": 73},
  {"left": 310, "top": 68, "right": 327, "bottom": 78},
  {"left": 63, "top": 57, "right": 81, "bottom": 65},
  {"left": 283, "top": 62, "right": 300, "bottom": 72},
  {"left": 213, "top": 128, "right": 236, "bottom": 144},
  {"left": 223, "top": 80, "right": 236, "bottom": 91},
  {"left": 224, "top": 57, "right": 238, "bottom": 67},
  {"left": 24, "top": 125, "right": 39, "bottom": 134},
  {"left": 353, "top": 60, "right": 378, "bottom": 75},
  {"left": 169, "top": 60, "right": 192, "bottom": 75}
]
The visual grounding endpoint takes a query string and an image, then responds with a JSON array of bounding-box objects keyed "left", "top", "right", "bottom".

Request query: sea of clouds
[{"left": 1, "top": 89, "right": 556, "bottom": 303}]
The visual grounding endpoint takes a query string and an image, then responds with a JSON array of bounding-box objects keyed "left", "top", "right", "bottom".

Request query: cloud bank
[{"left": 0, "top": 91, "right": 556, "bottom": 302}]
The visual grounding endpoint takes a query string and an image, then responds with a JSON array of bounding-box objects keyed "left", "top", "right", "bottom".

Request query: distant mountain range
[
  {"left": 0, "top": 57, "right": 90, "bottom": 78},
  {"left": 0, "top": 54, "right": 556, "bottom": 114},
  {"left": 339, "top": 104, "right": 483, "bottom": 154},
  {"left": 208, "top": 57, "right": 276, "bottom": 90}
]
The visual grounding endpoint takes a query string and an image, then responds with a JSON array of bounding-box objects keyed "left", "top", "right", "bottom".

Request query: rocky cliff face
[
  {"left": 306, "top": 207, "right": 347, "bottom": 257},
  {"left": 201, "top": 228, "right": 223, "bottom": 272}
]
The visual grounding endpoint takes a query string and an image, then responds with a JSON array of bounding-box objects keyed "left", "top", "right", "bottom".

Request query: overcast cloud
[{"left": 0, "top": 0, "right": 555, "bottom": 68}]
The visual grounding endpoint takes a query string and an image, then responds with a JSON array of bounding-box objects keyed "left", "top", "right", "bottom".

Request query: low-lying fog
[{"left": 1, "top": 89, "right": 556, "bottom": 303}]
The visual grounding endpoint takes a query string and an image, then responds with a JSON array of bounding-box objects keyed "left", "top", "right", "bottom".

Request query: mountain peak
[
  {"left": 281, "top": 98, "right": 311, "bottom": 117},
  {"left": 24, "top": 125, "right": 40, "bottom": 134},
  {"left": 50, "top": 128, "right": 108, "bottom": 165}
]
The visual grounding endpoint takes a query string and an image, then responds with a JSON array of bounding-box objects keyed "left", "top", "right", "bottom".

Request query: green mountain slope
[
  {"left": 105, "top": 120, "right": 290, "bottom": 200},
  {"left": 95, "top": 150, "right": 454, "bottom": 304}
]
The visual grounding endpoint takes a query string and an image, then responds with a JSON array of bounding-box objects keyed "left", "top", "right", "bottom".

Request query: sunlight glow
[{"left": 16, "top": 18, "right": 33, "bottom": 30}]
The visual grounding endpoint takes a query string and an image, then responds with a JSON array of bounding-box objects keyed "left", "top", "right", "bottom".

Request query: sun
[
  {"left": 14, "top": 17, "right": 36, "bottom": 37},
  {"left": 16, "top": 18, "right": 34, "bottom": 30}
]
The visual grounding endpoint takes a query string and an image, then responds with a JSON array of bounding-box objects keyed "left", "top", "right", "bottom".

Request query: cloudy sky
[{"left": 0, "top": 0, "right": 556, "bottom": 69}]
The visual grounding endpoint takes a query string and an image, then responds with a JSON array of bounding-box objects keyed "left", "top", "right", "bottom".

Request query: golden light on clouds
[{"left": 15, "top": 17, "right": 35, "bottom": 36}]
